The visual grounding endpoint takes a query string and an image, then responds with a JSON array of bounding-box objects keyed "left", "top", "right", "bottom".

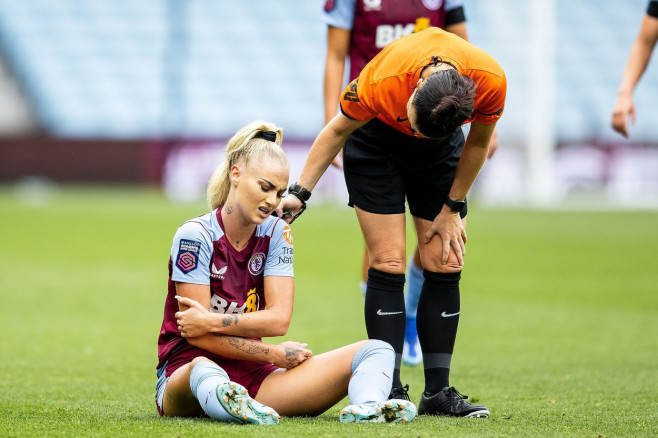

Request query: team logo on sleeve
[
  {"left": 176, "top": 239, "right": 201, "bottom": 274},
  {"left": 343, "top": 79, "right": 359, "bottom": 102},
  {"left": 248, "top": 253, "right": 266, "bottom": 276},
  {"left": 283, "top": 225, "right": 293, "bottom": 245}
]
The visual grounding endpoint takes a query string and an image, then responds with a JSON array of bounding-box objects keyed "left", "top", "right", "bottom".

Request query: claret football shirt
[{"left": 157, "top": 210, "right": 294, "bottom": 376}]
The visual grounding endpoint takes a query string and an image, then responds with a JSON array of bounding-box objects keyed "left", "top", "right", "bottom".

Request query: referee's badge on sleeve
[{"left": 176, "top": 239, "right": 201, "bottom": 273}]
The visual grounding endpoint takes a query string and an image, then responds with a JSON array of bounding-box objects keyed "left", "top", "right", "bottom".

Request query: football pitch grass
[{"left": 0, "top": 186, "right": 656, "bottom": 437}]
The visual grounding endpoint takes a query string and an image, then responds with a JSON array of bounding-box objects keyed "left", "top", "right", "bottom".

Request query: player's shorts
[
  {"left": 343, "top": 118, "right": 467, "bottom": 221},
  {"left": 155, "top": 362, "right": 168, "bottom": 416},
  {"left": 155, "top": 356, "right": 278, "bottom": 416}
]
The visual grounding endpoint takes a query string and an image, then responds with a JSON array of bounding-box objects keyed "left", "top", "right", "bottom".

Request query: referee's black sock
[
  {"left": 364, "top": 267, "right": 406, "bottom": 388},
  {"left": 417, "top": 270, "right": 461, "bottom": 395}
]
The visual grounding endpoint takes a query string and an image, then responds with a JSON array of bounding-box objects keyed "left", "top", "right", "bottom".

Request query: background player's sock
[
  {"left": 417, "top": 270, "right": 461, "bottom": 394},
  {"left": 405, "top": 256, "right": 423, "bottom": 321},
  {"left": 404, "top": 257, "right": 423, "bottom": 362},
  {"left": 364, "top": 267, "right": 406, "bottom": 387}
]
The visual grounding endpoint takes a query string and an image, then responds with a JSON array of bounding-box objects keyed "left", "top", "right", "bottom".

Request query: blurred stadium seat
[{"left": 0, "top": 0, "right": 325, "bottom": 138}]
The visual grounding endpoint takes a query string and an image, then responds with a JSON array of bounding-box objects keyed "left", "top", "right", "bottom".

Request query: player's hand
[
  {"left": 174, "top": 295, "right": 211, "bottom": 338},
  {"left": 424, "top": 208, "right": 466, "bottom": 265},
  {"left": 611, "top": 94, "right": 635, "bottom": 138},
  {"left": 274, "top": 194, "right": 305, "bottom": 224},
  {"left": 274, "top": 341, "right": 312, "bottom": 368}
]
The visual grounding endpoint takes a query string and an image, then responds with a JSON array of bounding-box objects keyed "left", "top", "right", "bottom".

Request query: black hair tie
[{"left": 255, "top": 131, "right": 277, "bottom": 142}]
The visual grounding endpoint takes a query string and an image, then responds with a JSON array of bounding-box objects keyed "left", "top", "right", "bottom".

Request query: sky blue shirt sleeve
[
  {"left": 445, "top": 0, "right": 464, "bottom": 11},
  {"left": 264, "top": 220, "right": 294, "bottom": 277},
  {"left": 170, "top": 220, "right": 212, "bottom": 285},
  {"left": 322, "top": 0, "right": 356, "bottom": 30}
]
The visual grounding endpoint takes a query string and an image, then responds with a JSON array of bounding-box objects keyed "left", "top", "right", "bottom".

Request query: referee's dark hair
[{"left": 414, "top": 69, "right": 475, "bottom": 140}]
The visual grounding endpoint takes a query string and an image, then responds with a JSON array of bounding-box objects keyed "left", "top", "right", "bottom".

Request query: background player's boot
[
  {"left": 216, "top": 381, "right": 280, "bottom": 425},
  {"left": 388, "top": 383, "right": 411, "bottom": 401},
  {"left": 418, "top": 386, "right": 489, "bottom": 418},
  {"left": 339, "top": 400, "right": 417, "bottom": 423}
]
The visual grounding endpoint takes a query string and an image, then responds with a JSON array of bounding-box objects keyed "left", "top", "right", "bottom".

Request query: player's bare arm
[
  {"left": 299, "top": 113, "right": 367, "bottom": 191},
  {"left": 324, "top": 26, "right": 351, "bottom": 126},
  {"left": 324, "top": 26, "right": 352, "bottom": 169},
  {"left": 611, "top": 13, "right": 658, "bottom": 137},
  {"left": 175, "top": 278, "right": 294, "bottom": 338},
  {"left": 188, "top": 333, "right": 311, "bottom": 369}
]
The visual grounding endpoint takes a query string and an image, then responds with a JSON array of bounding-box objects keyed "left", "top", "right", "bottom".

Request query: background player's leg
[
  {"left": 403, "top": 247, "right": 423, "bottom": 366},
  {"left": 360, "top": 248, "right": 369, "bottom": 297}
]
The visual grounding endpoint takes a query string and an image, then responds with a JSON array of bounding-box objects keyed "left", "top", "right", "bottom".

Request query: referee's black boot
[
  {"left": 418, "top": 386, "right": 489, "bottom": 418},
  {"left": 388, "top": 384, "right": 411, "bottom": 401}
]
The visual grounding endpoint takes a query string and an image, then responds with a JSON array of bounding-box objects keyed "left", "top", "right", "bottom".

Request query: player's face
[{"left": 233, "top": 156, "right": 289, "bottom": 224}]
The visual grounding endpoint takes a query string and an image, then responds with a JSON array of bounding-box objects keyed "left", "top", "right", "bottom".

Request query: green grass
[{"left": 0, "top": 186, "right": 656, "bottom": 437}]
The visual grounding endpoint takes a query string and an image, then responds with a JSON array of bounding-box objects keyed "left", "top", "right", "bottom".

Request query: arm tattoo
[
  {"left": 221, "top": 315, "right": 239, "bottom": 327},
  {"left": 223, "top": 335, "right": 270, "bottom": 357}
]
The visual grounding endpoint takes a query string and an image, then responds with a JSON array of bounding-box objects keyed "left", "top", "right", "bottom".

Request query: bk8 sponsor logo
[{"left": 210, "top": 288, "right": 260, "bottom": 314}]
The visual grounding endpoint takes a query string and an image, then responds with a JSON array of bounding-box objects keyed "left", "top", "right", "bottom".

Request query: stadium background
[{"left": 0, "top": 0, "right": 656, "bottom": 207}]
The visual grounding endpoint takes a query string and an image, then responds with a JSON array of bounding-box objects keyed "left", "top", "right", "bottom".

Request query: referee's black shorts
[{"left": 343, "top": 118, "right": 467, "bottom": 222}]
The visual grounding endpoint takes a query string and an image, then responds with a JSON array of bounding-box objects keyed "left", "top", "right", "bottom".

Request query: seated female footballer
[{"left": 155, "top": 120, "right": 416, "bottom": 425}]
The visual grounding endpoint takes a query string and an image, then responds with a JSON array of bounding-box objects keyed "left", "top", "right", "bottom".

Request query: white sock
[
  {"left": 348, "top": 340, "right": 395, "bottom": 405},
  {"left": 189, "top": 361, "right": 240, "bottom": 423}
]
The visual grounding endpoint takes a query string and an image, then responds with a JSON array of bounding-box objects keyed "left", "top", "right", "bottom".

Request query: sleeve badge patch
[
  {"left": 176, "top": 239, "right": 201, "bottom": 274},
  {"left": 342, "top": 79, "right": 359, "bottom": 102},
  {"left": 248, "top": 252, "right": 266, "bottom": 276}
]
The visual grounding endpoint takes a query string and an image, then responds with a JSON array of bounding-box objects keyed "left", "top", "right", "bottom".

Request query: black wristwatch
[
  {"left": 288, "top": 183, "right": 312, "bottom": 202},
  {"left": 444, "top": 196, "right": 466, "bottom": 213}
]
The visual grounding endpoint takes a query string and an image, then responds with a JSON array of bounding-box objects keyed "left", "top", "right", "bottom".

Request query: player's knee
[
  {"left": 365, "top": 339, "right": 394, "bottom": 355},
  {"left": 370, "top": 256, "right": 406, "bottom": 274},
  {"left": 421, "top": 253, "right": 464, "bottom": 273},
  {"left": 368, "top": 246, "right": 406, "bottom": 274},
  {"left": 432, "top": 262, "right": 463, "bottom": 274},
  {"left": 189, "top": 356, "right": 210, "bottom": 368},
  {"left": 351, "top": 339, "right": 395, "bottom": 373}
]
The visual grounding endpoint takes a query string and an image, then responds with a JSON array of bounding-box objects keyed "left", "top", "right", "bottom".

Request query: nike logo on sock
[
  {"left": 441, "top": 311, "right": 460, "bottom": 318},
  {"left": 377, "top": 309, "right": 403, "bottom": 316}
]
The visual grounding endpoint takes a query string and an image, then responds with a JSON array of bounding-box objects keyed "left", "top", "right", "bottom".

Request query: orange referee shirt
[{"left": 340, "top": 27, "right": 507, "bottom": 136}]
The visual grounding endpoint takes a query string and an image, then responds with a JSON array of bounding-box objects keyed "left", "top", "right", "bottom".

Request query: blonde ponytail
[{"left": 207, "top": 120, "right": 286, "bottom": 209}]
